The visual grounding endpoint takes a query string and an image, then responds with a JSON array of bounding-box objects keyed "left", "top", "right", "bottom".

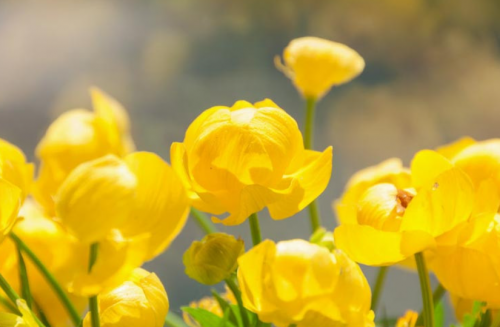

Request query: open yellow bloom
[
  {"left": 237, "top": 239, "right": 375, "bottom": 327},
  {"left": 0, "top": 300, "right": 37, "bottom": 327},
  {"left": 334, "top": 150, "right": 491, "bottom": 266},
  {"left": 34, "top": 87, "right": 135, "bottom": 214},
  {"left": 82, "top": 268, "right": 169, "bottom": 327},
  {"left": 171, "top": 100, "right": 332, "bottom": 225},
  {"left": 276, "top": 37, "right": 365, "bottom": 100}
]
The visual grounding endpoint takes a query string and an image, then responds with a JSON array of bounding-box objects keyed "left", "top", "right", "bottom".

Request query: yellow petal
[
  {"left": 56, "top": 155, "right": 137, "bottom": 243},
  {"left": 0, "top": 139, "right": 33, "bottom": 200},
  {"left": 436, "top": 137, "right": 476, "bottom": 159},
  {"left": 402, "top": 168, "right": 474, "bottom": 237},
  {"left": 0, "top": 178, "right": 21, "bottom": 243},
  {"left": 122, "top": 152, "right": 190, "bottom": 260},
  {"left": 411, "top": 150, "right": 453, "bottom": 190},
  {"left": 334, "top": 224, "right": 407, "bottom": 266},
  {"left": 267, "top": 147, "right": 332, "bottom": 220}
]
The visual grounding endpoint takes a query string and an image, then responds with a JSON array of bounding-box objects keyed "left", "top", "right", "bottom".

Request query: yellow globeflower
[
  {"left": 276, "top": 37, "right": 365, "bottom": 100},
  {"left": 171, "top": 100, "right": 332, "bottom": 225},
  {"left": 56, "top": 152, "right": 190, "bottom": 255},
  {"left": 237, "top": 239, "right": 375, "bottom": 327},
  {"left": 0, "top": 179, "right": 21, "bottom": 244},
  {"left": 334, "top": 150, "right": 492, "bottom": 266},
  {"left": 34, "top": 87, "right": 135, "bottom": 214},
  {"left": 82, "top": 268, "right": 169, "bottom": 327}
]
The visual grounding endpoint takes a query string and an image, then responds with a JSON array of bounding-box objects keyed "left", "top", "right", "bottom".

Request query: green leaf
[
  {"left": 211, "top": 290, "right": 242, "bottom": 327},
  {"left": 434, "top": 301, "right": 445, "bottom": 327},
  {"left": 462, "top": 301, "right": 484, "bottom": 327},
  {"left": 182, "top": 307, "right": 237, "bottom": 327}
]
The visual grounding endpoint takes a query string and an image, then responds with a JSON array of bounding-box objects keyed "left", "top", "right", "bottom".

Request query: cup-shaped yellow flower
[
  {"left": 171, "top": 100, "right": 332, "bottom": 225},
  {"left": 237, "top": 239, "right": 375, "bottom": 327},
  {"left": 34, "top": 87, "right": 135, "bottom": 214},
  {"left": 334, "top": 150, "right": 490, "bottom": 266},
  {"left": 82, "top": 268, "right": 169, "bottom": 327},
  {"left": 183, "top": 233, "right": 244, "bottom": 285},
  {"left": 276, "top": 37, "right": 365, "bottom": 100}
]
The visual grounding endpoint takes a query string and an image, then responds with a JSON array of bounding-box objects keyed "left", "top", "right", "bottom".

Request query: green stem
[
  {"left": 304, "top": 97, "right": 322, "bottom": 232},
  {"left": 16, "top": 246, "right": 32, "bottom": 309},
  {"left": 415, "top": 252, "right": 434, "bottom": 327},
  {"left": 9, "top": 233, "right": 81, "bottom": 326},
  {"left": 225, "top": 277, "right": 250, "bottom": 327},
  {"left": 416, "top": 283, "right": 446, "bottom": 325},
  {"left": 191, "top": 208, "right": 217, "bottom": 234},
  {"left": 0, "top": 273, "right": 46, "bottom": 327},
  {"left": 248, "top": 213, "right": 262, "bottom": 246},
  {"left": 492, "top": 309, "right": 500, "bottom": 327},
  {"left": 164, "top": 312, "right": 190, "bottom": 327},
  {"left": 88, "top": 243, "right": 100, "bottom": 327},
  {"left": 0, "top": 296, "right": 18, "bottom": 313},
  {"left": 371, "top": 266, "right": 389, "bottom": 313}
]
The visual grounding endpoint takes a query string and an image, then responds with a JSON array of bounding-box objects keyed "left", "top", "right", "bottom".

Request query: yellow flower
[
  {"left": 0, "top": 178, "right": 21, "bottom": 244},
  {"left": 56, "top": 152, "right": 189, "bottom": 251},
  {"left": 0, "top": 300, "right": 38, "bottom": 327},
  {"left": 34, "top": 87, "right": 135, "bottom": 214},
  {"left": 182, "top": 288, "right": 235, "bottom": 327},
  {"left": 0, "top": 138, "right": 34, "bottom": 200},
  {"left": 276, "top": 37, "right": 365, "bottom": 100},
  {"left": 334, "top": 150, "right": 489, "bottom": 266},
  {"left": 237, "top": 239, "right": 375, "bottom": 327},
  {"left": 171, "top": 100, "right": 332, "bottom": 225},
  {"left": 0, "top": 200, "right": 87, "bottom": 326},
  {"left": 82, "top": 268, "right": 169, "bottom": 327},
  {"left": 396, "top": 310, "right": 418, "bottom": 327},
  {"left": 183, "top": 233, "right": 244, "bottom": 285}
]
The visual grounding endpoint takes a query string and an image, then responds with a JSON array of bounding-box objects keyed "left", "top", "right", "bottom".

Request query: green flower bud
[
  {"left": 309, "top": 227, "right": 335, "bottom": 251},
  {"left": 183, "top": 233, "right": 245, "bottom": 285}
]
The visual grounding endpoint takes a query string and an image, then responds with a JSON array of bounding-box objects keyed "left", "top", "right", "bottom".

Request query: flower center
[{"left": 396, "top": 189, "right": 414, "bottom": 214}]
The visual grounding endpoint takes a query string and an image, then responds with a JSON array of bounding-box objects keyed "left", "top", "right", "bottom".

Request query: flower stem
[
  {"left": 304, "top": 97, "right": 322, "bottom": 232},
  {"left": 416, "top": 283, "right": 446, "bottom": 326},
  {"left": 225, "top": 277, "right": 250, "bottom": 327},
  {"left": 248, "top": 213, "right": 262, "bottom": 246},
  {"left": 88, "top": 243, "right": 100, "bottom": 327},
  {"left": 9, "top": 232, "right": 81, "bottom": 326},
  {"left": 0, "top": 273, "right": 46, "bottom": 327},
  {"left": 415, "top": 252, "right": 434, "bottom": 327},
  {"left": 16, "top": 245, "right": 33, "bottom": 309},
  {"left": 371, "top": 266, "right": 389, "bottom": 313},
  {"left": 191, "top": 208, "right": 217, "bottom": 234}
]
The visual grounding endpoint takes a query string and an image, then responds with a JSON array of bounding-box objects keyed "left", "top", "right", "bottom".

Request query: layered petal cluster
[
  {"left": 334, "top": 150, "right": 494, "bottom": 266},
  {"left": 34, "top": 88, "right": 135, "bottom": 215},
  {"left": 0, "top": 200, "right": 87, "bottom": 327},
  {"left": 276, "top": 37, "right": 365, "bottom": 99},
  {"left": 82, "top": 268, "right": 169, "bottom": 327},
  {"left": 171, "top": 100, "right": 332, "bottom": 225},
  {"left": 237, "top": 239, "right": 375, "bottom": 327},
  {"left": 0, "top": 139, "right": 33, "bottom": 244}
]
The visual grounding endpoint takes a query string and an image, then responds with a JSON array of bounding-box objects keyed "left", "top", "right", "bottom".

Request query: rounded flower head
[
  {"left": 276, "top": 37, "right": 365, "bottom": 100},
  {"left": 237, "top": 239, "right": 375, "bottom": 327},
  {"left": 83, "top": 268, "right": 169, "bottom": 327},
  {"left": 171, "top": 100, "right": 332, "bottom": 225},
  {"left": 334, "top": 150, "right": 493, "bottom": 266},
  {"left": 184, "top": 233, "right": 244, "bottom": 285},
  {"left": 34, "top": 87, "right": 135, "bottom": 214}
]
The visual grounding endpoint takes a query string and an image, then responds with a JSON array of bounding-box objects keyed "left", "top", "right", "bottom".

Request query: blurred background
[{"left": 1, "top": 0, "right": 500, "bottom": 322}]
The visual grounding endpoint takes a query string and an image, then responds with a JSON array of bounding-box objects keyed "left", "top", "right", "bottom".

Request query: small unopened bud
[{"left": 183, "top": 233, "right": 245, "bottom": 285}]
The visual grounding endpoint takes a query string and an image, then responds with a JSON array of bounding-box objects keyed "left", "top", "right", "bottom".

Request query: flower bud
[
  {"left": 83, "top": 268, "right": 169, "bottom": 327},
  {"left": 183, "top": 233, "right": 244, "bottom": 285}
]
